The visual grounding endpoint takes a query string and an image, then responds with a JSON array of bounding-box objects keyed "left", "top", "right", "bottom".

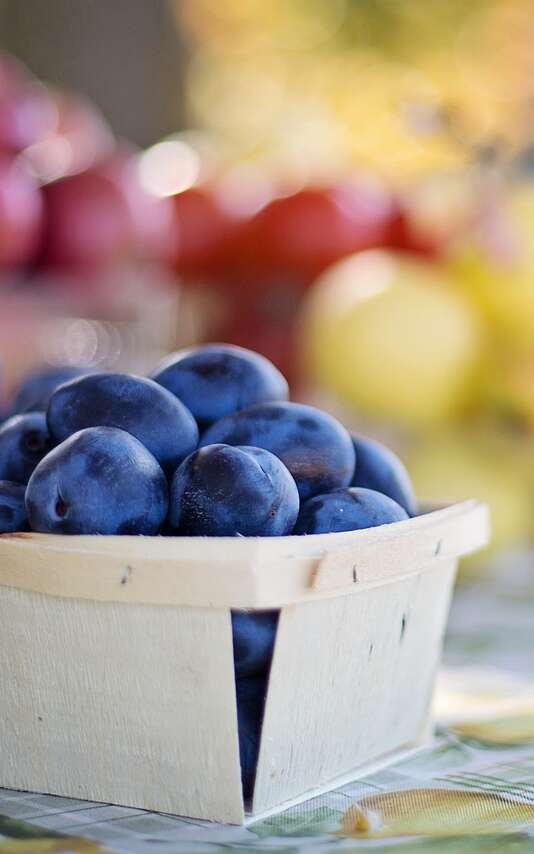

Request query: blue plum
[
  {"left": 152, "top": 344, "right": 289, "bottom": 430},
  {"left": 0, "top": 413, "right": 52, "bottom": 484},
  {"left": 26, "top": 426, "right": 168, "bottom": 535},
  {"left": 232, "top": 611, "right": 278, "bottom": 678},
  {"left": 294, "top": 486, "right": 408, "bottom": 535},
  {"left": 168, "top": 444, "right": 299, "bottom": 536},
  {"left": 0, "top": 481, "right": 28, "bottom": 533},
  {"left": 351, "top": 434, "right": 417, "bottom": 516},
  {"left": 236, "top": 674, "right": 267, "bottom": 800},
  {"left": 47, "top": 372, "right": 198, "bottom": 475},
  {"left": 200, "top": 402, "right": 355, "bottom": 501},
  {"left": 12, "top": 366, "right": 89, "bottom": 413}
]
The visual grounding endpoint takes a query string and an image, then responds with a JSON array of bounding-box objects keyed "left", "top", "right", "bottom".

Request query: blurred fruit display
[
  {"left": 167, "top": 177, "right": 401, "bottom": 382},
  {"left": 291, "top": 184, "right": 534, "bottom": 565},
  {"left": 299, "top": 250, "right": 483, "bottom": 427},
  {"left": 39, "top": 149, "right": 174, "bottom": 275},
  {"left": 0, "top": 51, "right": 175, "bottom": 286},
  {"left": 0, "top": 51, "right": 182, "bottom": 393},
  {"left": 161, "top": 0, "right": 534, "bottom": 566},
  {"left": 6, "top": 0, "right": 534, "bottom": 571},
  {"left": 176, "top": 0, "right": 534, "bottom": 181}
]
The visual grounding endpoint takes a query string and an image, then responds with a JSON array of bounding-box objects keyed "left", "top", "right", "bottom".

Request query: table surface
[{"left": 1, "top": 554, "right": 533, "bottom": 854}]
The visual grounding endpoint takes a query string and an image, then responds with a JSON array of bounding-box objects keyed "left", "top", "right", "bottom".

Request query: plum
[
  {"left": 294, "top": 486, "right": 408, "bottom": 535},
  {"left": 236, "top": 674, "right": 267, "bottom": 800},
  {"left": 0, "top": 481, "right": 28, "bottom": 533},
  {"left": 12, "top": 366, "right": 89, "bottom": 413},
  {"left": 0, "top": 412, "right": 52, "bottom": 484},
  {"left": 200, "top": 401, "right": 355, "bottom": 501},
  {"left": 152, "top": 343, "right": 289, "bottom": 429},
  {"left": 351, "top": 433, "right": 417, "bottom": 516},
  {"left": 26, "top": 426, "right": 168, "bottom": 535},
  {"left": 47, "top": 372, "right": 198, "bottom": 476},
  {"left": 232, "top": 611, "right": 278, "bottom": 678},
  {"left": 168, "top": 444, "right": 299, "bottom": 537}
]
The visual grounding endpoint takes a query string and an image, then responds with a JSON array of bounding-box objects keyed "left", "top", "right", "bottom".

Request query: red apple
[
  {"left": 171, "top": 186, "right": 245, "bottom": 279},
  {"left": 0, "top": 154, "right": 43, "bottom": 272},
  {"left": 238, "top": 178, "right": 393, "bottom": 284},
  {"left": 39, "top": 169, "right": 132, "bottom": 272}
]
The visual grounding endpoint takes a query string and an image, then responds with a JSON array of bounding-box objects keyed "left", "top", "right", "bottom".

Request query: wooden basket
[{"left": 0, "top": 499, "right": 489, "bottom": 824}]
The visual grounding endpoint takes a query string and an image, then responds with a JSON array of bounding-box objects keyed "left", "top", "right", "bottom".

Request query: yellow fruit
[
  {"left": 451, "top": 249, "right": 534, "bottom": 352},
  {"left": 451, "top": 182, "right": 534, "bottom": 351},
  {"left": 299, "top": 250, "right": 481, "bottom": 428},
  {"left": 486, "top": 352, "right": 534, "bottom": 426},
  {"left": 506, "top": 182, "right": 534, "bottom": 268},
  {"left": 451, "top": 193, "right": 534, "bottom": 423},
  {"left": 406, "top": 429, "right": 532, "bottom": 576}
]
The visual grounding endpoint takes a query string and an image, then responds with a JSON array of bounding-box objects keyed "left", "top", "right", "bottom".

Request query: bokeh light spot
[{"left": 138, "top": 140, "right": 201, "bottom": 197}]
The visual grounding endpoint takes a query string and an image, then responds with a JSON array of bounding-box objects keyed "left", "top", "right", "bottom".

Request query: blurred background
[{"left": 2, "top": 0, "right": 534, "bottom": 574}]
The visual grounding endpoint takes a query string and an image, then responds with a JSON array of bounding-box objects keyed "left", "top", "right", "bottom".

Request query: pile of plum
[{"left": 0, "top": 344, "right": 416, "bottom": 798}]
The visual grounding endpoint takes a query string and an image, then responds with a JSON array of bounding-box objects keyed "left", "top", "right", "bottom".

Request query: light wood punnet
[{"left": 0, "top": 499, "right": 489, "bottom": 823}]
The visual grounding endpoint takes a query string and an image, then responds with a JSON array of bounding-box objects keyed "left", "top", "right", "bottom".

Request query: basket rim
[{"left": 0, "top": 499, "right": 489, "bottom": 608}]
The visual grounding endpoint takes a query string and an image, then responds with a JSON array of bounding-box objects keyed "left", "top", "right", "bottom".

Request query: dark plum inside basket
[{"left": 231, "top": 609, "right": 280, "bottom": 801}]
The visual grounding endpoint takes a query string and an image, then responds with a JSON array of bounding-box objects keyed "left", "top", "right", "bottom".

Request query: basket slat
[
  {"left": 252, "top": 558, "right": 457, "bottom": 812},
  {"left": 0, "top": 589, "right": 244, "bottom": 823}
]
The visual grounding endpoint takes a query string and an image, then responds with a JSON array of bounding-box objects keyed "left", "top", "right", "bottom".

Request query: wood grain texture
[
  {"left": 0, "top": 588, "right": 244, "bottom": 823},
  {"left": 0, "top": 500, "right": 488, "bottom": 608},
  {"left": 252, "top": 559, "right": 457, "bottom": 813}
]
